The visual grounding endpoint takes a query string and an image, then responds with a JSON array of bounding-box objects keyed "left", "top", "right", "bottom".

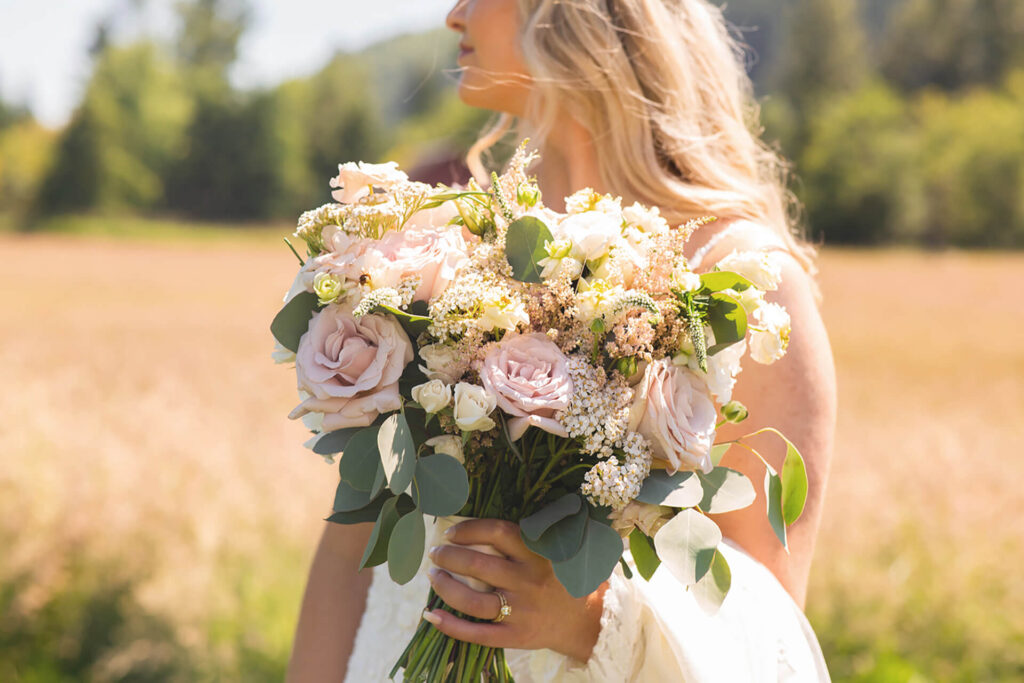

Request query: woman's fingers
[
  {"left": 428, "top": 568, "right": 504, "bottom": 621},
  {"left": 421, "top": 608, "right": 507, "bottom": 650},
  {"left": 429, "top": 543, "right": 520, "bottom": 589},
  {"left": 445, "top": 518, "right": 537, "bottom": 562}
]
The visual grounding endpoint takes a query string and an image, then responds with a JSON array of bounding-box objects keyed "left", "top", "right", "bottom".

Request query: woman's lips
[{"left": 458, "top": 44, "right": 474, "bottom": 59}]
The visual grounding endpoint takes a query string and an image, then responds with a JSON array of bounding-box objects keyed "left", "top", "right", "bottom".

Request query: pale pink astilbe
[{"left": 605, "top": 311, "right": 658, "bottom": 361}]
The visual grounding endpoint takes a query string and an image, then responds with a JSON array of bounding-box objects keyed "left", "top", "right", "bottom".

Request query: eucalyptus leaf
[
  {"left": 520, "top": 494, "right": 582, "bottom": 541},
  {"left": 337, "top": 427, "right": 382, "bottom": 491},
  {"left": 523, "top": 504, "right": 588, "bottom": 563},
  {"left": 551, "top": 518, "right": 624, "bottom": 598},
  {"left": 505, "top": 216, "right": 554, "bottom": 283},
  {"left": 692, "top": 549, "right": 732, "bottom": 614},
  {"left": 697, "top": 467, "right": 756, "bottom": 514},
  {"left": 312, "top": 426, "right": 361, "bottom": 456},
  {"left": 378, "top": 413, "right": 417, "bottom": 495},
  {"left": 765, "top": 471, "right": 788, "bottom": 550},
  {"left": 628, "top": 529, "right": 661, "bottom": 581},
  {"left": 411, "top": 454, "right": 470, "bottom": 517},
  {"left": 780, "top": 437, "right": 808, "bottom": 526},
  {"left": 360, "top": 496, "right": 402, "bottom": 569},
  {"left": 270, "top": 291, "right": 320, "bottom": 352},
  {"left": 699, "top": 270, "right": 754, "bottom": 293},
  {"left": 709, "top": 443, "right": 731, "bottom": 467},
  {"left": 653, "top": 508, "right": 722, "bottom": 585},
  {"left": 636, "top": 470, "right": 703, "bottom": 508},
  {"left": 388, "top": 509, "right": 426, "bottom": 585},
  {"left": 706, "top": 292, "right": 747, "bottom": 355},
  {"left": 369, "top": 461, "right": 387, "bottom": 498},
  {"left": 587, "top": 504, "right": 613, "bottom": 525},
  {"left": 369, "top": 304, "right": 432, "bottom": 338},
  {"left": 332, "top": 477, "right": 374, "bottom": 513},
  {"left": 325, "top": 491, "right": 388, "bottom": 525}
]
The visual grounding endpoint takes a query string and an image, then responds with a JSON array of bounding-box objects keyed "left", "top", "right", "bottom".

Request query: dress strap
[{"left": 688, "top": 220, "right": 786, "bottom": 271}]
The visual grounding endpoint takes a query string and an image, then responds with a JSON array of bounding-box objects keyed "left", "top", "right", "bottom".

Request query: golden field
[{"left": 1, "top": 228, "right": 1022, "bottom": 681}]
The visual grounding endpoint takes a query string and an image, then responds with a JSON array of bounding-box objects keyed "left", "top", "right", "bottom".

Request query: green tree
[
  {"left": 175, "top": 0, "right": 250, "bottom": 94},
  {"left": 880, "top": 0, "right": 1024, "bottom": 91}
]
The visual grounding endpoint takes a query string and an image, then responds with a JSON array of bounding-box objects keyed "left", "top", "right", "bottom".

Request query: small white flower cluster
[
  {"left": 352, "top": 287, "right": 402, "bottom": 317},
  {"left": 580, "top": 434, "right": 652, "bottom": 510},
  {"left": 427, "top": 269, "right": 528, "bottom": 341},
  {"left": 558, "top": 355, "right": 632, "bottom": 458}
]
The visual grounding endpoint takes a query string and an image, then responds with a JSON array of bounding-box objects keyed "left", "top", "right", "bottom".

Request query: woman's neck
[{"left": 533, "top": 118, "right": 607, "bottom": 212}]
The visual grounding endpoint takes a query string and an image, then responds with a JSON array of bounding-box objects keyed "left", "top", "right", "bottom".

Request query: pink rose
[
  {"left": 629, "top": 358, "right": 716, "bottom": 473},
  {"left": 479, "top": 333, "right": 572, "bottom": 441},
  {"left": 330, "top": 161, "right": 408, "bottom": 204},
  {"left": 364, "top": 226, "right": 468, "bottom": 302},
  {"left": 289, "top": 306, "right": 413, "bottom": 431}
]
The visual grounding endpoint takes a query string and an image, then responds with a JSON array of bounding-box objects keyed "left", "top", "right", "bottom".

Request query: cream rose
[
  {"left": 716, "top": 249, "right": 783, "bottom": 291},
  {"left": 749, "top": 302, "right": 791, "bottom": 364},
  {"left": 608, "top": 501, "right": 673, "bottom": 538},
  {"left": 426, "top": 435, "right": 465, "bottom": 464},
  {"left": 479, "top": 333, "right": 573, "bottom": 441},
  {"left": 411, "top": 380, "right": 452, "bottom": 413},
  {"left": 288, "top": 306, "right": 413, "bottom": 431},
  {"left": 452, "top": 383, "right": 498, "bottom": 432},
  {"left": 556, "top": 211, "right": 623, "bottom": 262},
  {"left": 330, "top": 161, "right": 408, "bottom": 204},
  {"left": 418, "top": 343, "right": 464, "bottom": 384},
  {"left": 629, "top": 358, "right": 717, "bottom": 473}
]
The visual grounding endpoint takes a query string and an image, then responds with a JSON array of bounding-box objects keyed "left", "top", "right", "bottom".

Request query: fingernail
[
  {"left": 444, "top": 526, "right": 455, "bottom": 539},
  {"left": 428, "top": 568, "right": 441, "bottom": 582},
  {"left": 422, "top": 610, "right": 441, "bottom": 625},
  {"left": 429, "top": 545, "right": 440, "bottom": 558}
]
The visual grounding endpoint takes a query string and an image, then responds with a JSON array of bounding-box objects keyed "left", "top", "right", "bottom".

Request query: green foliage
[
  {"left": 0, "top": 119, "right": 55, "bottom": 215},
  {"left": 270, "top": 291, "right": 319, "bottom": 353},
  {"left": 387, "top": 510, "right": 426, "bottom": 585},
  {"left": 551, "top": 518, "right": 623, "bottom": 598},
  {"left": 635, "top": 470, "right": 703, "bottom": 508},
  {"left": 378, "top": 412, "right": 417, "bottom": 495},
  {"left": 692, "top": 550, "right": 732, "bottom": 613},
  {"left": 505, "top": 216, "right": 554, "bottom": 283},
  {"left": 653, "top": 509, "right": 722, "bottom": 585},
  {"left": 519, "top": 493, "right": 581, "bottom": 541},
  {"left": 697, "top": 467, "right": 757, "bottom": 514},
  {"left": 628, "top": 529, "right": 661, "bottom": 581},
  {"left": 522, "top": 504, "right": 588, "bottom": 563},
  {"left": 410, "top": 454, "right": 470, "bottom": 517},
  {"left": 338, "top": 427, "right": 383, "bottom": 492}
]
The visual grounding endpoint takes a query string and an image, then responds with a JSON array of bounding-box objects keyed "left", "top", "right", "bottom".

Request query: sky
[{"left": 0, "top": 0, "right": 456, "bottom": 128}]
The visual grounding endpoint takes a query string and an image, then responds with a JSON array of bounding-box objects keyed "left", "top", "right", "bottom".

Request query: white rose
[
  {"left": 426, "top": 435, "right": 464, "bottom": 464},
  {"left": 677, "top": 328, "right": 746, "bottom": 404},
  {"left": 330, "top": 161, "right": 408, "bottom": 204},
  {"left": 556, "top": 211, "right": 623, "bottom": 262},
  {"left": 411, "top": 380, "right": 452, "bottom": 413},
  {"left": 716, "top": 250, "right": 783, "bottom": 291},
  {"left": 452, "top": 383, "right": 498, "bottom": 432},
  {"left": 749, "top": 302, "right": 791, "bottom": 364},
  {"left": 672, "top": 267, "right": 702, "bottom": 293},
  {"left": 418, "top": 343, "right": 463, "bottom": 384}
]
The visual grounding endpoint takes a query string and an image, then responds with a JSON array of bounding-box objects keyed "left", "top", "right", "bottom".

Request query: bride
[{"left": 287, "top": 0, "right": 836, "bottom": 680}]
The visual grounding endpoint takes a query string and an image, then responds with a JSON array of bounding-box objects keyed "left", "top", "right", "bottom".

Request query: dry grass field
[{"left": 1, "top": 229, "right": 1022, "bottom": 681}]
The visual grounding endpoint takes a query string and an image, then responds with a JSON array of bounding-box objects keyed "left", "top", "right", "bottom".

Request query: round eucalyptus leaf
[
  {"left": 338, "top": 427, "right": 382, "bottom": 491},
  {"left": 378, "top": 413, "right": 416, "bottom": 495},
  {"left": 360, "top": 496, "right": 402, "bottom": 569},
  {"left": 653, "top": 508, "right": 722, "bottom": 585},
  {"left": 520, "top": 494, "right": 582, "bottom": 541},
  {"left": 551, "top": 519, "right": 624, "bottom": 598},
  {"left": 692, "top": 549, "right": 732, "bottom": 614},
  {"left": 270, "top": 291, "right": 319, "bottom": 352},
  {"left": 388, "top": 510, "right": 426, "bottom": 585},
  {"left": 523, "top": 504, "right": 588, "bottom": 562},
  {"left": 636, "top": 470, "right": 703, "bottom": 508},
  {"left": 697, "top": 467, "right": 756, "bottom": 514},
  {"left": 411, "top": 454, "right": 470, "bottom": 517},
  {"left": 332, "top": 477, "right": 374, "bottom": 513}
]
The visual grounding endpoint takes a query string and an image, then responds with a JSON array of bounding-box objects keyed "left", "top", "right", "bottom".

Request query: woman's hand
[{"left": 422, "top": 518, "right": 608, "bottom": 663}]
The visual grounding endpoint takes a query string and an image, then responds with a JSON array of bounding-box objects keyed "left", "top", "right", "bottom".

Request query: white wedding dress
[{"left": 344, "top": 225, "right": 831, "bottom": 682}]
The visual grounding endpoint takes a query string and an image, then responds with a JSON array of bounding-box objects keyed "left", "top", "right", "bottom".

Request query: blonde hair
[{"left": 468, "top": 0, "right": 815, "bottom": 274}]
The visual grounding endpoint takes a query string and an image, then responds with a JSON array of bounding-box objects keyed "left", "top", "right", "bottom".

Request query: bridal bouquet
[{"left": 271, "top": 145, "right": 807, "bottom": 682}]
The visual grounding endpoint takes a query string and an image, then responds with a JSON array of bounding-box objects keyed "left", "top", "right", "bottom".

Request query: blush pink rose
[
  {"left": 289, "top": 306, "right": 413, "bottom": 431},
  {"left": 479, "top": 333, "right": 572, "bottom": 441},
  {"left": 364, "top": 226, "right": 468, "bottom": 302},
  {"left": 628, "top": 358, "right": 716, "bottom": 473}
]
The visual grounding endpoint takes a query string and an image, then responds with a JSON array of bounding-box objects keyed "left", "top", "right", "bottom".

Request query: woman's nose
[{"left": 446, "top": 0, "right": 468, "bottom": 32}]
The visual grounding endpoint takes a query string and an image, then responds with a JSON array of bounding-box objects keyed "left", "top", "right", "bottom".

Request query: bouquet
[{"left": 271, "top": 144, "right": 808, "bottom": 682}]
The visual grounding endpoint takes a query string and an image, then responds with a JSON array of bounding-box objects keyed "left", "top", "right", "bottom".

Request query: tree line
[{"left": 1, "top": 0, "right": 1022, "bottom": 247}]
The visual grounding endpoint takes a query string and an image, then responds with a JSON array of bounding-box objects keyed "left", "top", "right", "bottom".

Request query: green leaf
[
  {"left": 765, "top": 471, "right": 787, "bottom": 550},
  {"left": 332, "top": 477, "right": 374, "bottom": 513},
  {"left": 312, "top": 426, "right": 363, "bottom": 456},
  {"left": 706, "top": 292, "right": 747, "bottom": 355},
  {"left": 780, "top": 438, "right": 808, "bottom": 526},
  {"left": 410, "top": 454, "right": 470, "bottom": 517},
  {"left": 271, "top": 291, "right": 320, "bottom": 352},
  {"left": 369, "top": 461, "right": 387, "bottom": 498},
  {"left": 628, "top": 529, "right": 661, "bottom": 581},
  {"left": 692, "top": 549, "right": 732, "bottom": 613},
  {"left": 697, "top": 467, "right": 756, "bottom": 514},
  {"left": 369, "top": 303, "right": 431, "bottom": 338},
  {"left": 360, "top": 496, "right": 402, "bottom": 569},
  {"left": 551, "top": 519, "right": 624, "bottom": 598},
  {"left": 378, "top": 413, "right": 417, "bottom": 495},
  {"left": 699, "top": 270, "right": 754, "bottom": 293},
  {"left": 523, "top": 504, "right": 588, "bottom": 562},
  {"left": 653, "top": 508, "right": 722, "bottom": 585},
  {"left": 388, "top": 509, "right": 426, "bottom": 585},
  {"left": 505, "top": 216, "right": 554, "bottom": 283},
  {"left": 520, "top": 494, "right": 582, "bottom": 541},
  {"left": 709, "top": 443, "right": 731, "bottom": 467},
  {"left": 636, "top": 470, "right": 703, "bottom": 508},
  {"left": 337, "top": 427, "right": 382, "bottom": 491},
  {"left": 325, "top": 491, "right": 388, "bottom": 525}
]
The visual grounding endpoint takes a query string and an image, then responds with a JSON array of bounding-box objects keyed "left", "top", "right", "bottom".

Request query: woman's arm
[
  {"left": 286, "top": 521, "right": 375, "bottom": 683},
  {"left": 704, "top": 242, "right": 837, "bottom": 606}
]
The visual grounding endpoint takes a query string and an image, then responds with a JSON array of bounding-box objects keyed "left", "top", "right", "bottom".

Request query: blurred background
[{"left": 1, "top": 0, "right": 1021, "bottom": 681}]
